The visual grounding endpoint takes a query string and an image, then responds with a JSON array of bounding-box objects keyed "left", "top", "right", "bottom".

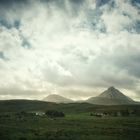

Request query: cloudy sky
[{"left": 0, "top": 0, "right": 140, "bottom": 101}]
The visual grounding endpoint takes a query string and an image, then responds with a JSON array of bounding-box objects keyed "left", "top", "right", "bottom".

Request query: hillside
[
  {"left": 0, "top": 99, "right": 140, "bottom": 114},
  {"left": 0, "top": 99, "right": 94, "bottom": 113}
]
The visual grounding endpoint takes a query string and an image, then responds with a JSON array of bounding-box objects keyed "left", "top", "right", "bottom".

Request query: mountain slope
[
  {"left": 86, "top": 87, "right": 135, "bottom": 105},
  {"left": 43, "top": 94, "right": 73, "bottom": 103}
]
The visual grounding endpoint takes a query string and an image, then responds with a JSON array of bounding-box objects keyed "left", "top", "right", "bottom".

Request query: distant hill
[
  {"left": 0, "top": 99, "right": 95, "bottom": 113},
  {"left": 0, "top": 100, "right": 57, "bottom": 112},
  {"left": 0, "top": 99, "right": 140, "bottom": 114},
  {"left": 86, "top": 87, "right": 136, "bottom": 105},
  {"left": 43, "top": 94, "right": 74, "bottom": 103}
]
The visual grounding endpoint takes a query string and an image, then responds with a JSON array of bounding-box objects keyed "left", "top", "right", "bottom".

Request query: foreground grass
[{"left": 0, "top": 113, "right": 140, "bottom": 140}]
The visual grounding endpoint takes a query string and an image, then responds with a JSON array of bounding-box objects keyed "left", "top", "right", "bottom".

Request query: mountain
[
  {"left": 86, "top": 87, "right": 135, "bottom": 105},
  {"left": 43, "top": 94, "right": 73, "bottom": 103}
]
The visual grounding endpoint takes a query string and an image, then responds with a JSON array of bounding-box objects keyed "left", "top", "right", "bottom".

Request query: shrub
[{"left": 45, "top": 110, "right": 65, "bottom": 118}]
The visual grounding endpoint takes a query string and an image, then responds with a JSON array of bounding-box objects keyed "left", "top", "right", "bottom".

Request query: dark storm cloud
[
  {"left": 95, "top": 0, "right": 140, "bottom": 8},
  {"left": 130, "top": 0, "right": 140, "bottom": 6},
  {"left": 0, "top": 0, "right": 29, "bottom": 30},
  {"left": 0, "top": 19, "right": 20, "bottom": 29},
  {"left": 96, "top": 0, "right": 110, "bottom": 7},
  {"left": 0, "top": 51, "right": 5, "bottom": 60},
  {"left": 0, "top": 0, "right": 29, "bottom": 7},
  {"left": 132, "top": 20, "right": 140, "bottom": 33}
]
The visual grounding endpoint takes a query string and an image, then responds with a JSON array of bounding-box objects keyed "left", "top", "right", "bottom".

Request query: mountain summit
[
  {"left": 98, "top": 86, "right": 133, "bottom": 100},
  {"left": 43, "top": 94, "right": 73, "bottom": 103},
  {"left": 86, "top": 87, "right": 134, "bottom": 105}
]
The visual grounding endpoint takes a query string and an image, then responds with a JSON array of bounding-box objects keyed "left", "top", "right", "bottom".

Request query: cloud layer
[{"left": 0, "top": 0, "right": 140, "bottom": 100}]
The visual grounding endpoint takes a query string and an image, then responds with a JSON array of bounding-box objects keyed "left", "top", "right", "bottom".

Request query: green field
[{"left": 0, "top": 100, "right": 140, "bottom": 140}]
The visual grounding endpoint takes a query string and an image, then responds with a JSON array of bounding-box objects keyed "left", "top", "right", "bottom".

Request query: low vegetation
[
  {"left": 45, "top": 110, "right": 65, "bottom": 118},
  {"left": 0, "top": 100, "right": 140, "bottom": 140}
]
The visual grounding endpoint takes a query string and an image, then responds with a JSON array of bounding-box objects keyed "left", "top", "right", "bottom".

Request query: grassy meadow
[{"left": 0, "top": 100, "right": 140, "bottom": 140}]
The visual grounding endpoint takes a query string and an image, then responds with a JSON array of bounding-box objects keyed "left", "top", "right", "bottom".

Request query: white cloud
[{"left": 0, "top": 0, "right": 140, "bottom": 101}]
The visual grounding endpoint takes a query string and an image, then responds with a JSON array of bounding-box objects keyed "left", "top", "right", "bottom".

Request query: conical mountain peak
[
  {"left": 108, "top": 86, "right": 116, "bottom": 91},
  {"left": 98, "top": 87, "right": 128, "bottom": 99},
  {"left": 86, "top": 87, "right": 134, "bottom": 105}
]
